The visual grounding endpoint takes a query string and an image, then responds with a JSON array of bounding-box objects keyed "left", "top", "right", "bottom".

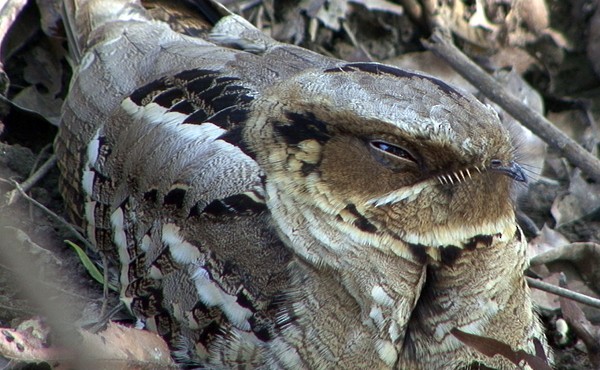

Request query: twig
[
  {"left": 5, "top": 154, "right": 57, "bottom": 205},
  {"left": 423, "top": 29, "right": 600, "bottom": 183},
  {"left": 525, "top": 276, "right": 600, "bottom": 310},
  {"left": 529, "top": 242, "right": 600, "bottom": 266},
  {"left": 25, "top": 145, "right": 54, "bottom": 218},
  {"left": 28, "top": 144, "right": 52, "bottom": 177},
  {"left": 341, "top": 21, "right": 374, "bottom": 62},
  {"left": 88, "top": 302, "right": 125, "bottom": 334},
  {"left": 558, "top": 273, "right": 600, "bottom": 368},
  {"left": 0, "top": 177, "right": 95, "bottom": 251}
]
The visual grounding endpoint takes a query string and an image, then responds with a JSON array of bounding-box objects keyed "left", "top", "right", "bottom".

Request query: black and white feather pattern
[
  {"left": 56, "top": 0, "right": 549, "bottom": 368},
  {"left": 56, "top": 2, "right": 304, "bottom": 363}
]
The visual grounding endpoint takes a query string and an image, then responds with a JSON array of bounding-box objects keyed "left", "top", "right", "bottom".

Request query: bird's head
[{"left": 244, "top": 63, "right": 524, "bottom": 254}]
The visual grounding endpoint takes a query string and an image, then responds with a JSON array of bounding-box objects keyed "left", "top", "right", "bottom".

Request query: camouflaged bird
[{"left": 55, "top": 0, "right": 549, "bottom": 368}]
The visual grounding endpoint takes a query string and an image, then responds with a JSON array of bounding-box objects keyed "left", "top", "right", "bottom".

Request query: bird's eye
[{"left": 370, "top": 140, "right": 416, "bottom": 163}]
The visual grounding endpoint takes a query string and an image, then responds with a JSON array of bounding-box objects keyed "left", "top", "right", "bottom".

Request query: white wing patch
[
  {"left": 375, "top": 339, "right": 398, "bottom": 367},
  {"left": 191, "top": 267, "right": 252, "bottom": 331},
  {"left": 110, "top": 207, "right": 127, "bottom": 255},
  {"left": 371, "top": 286, "right": 394, "bottom": 307},
  {"left": 84, "top": 200, "right": 97, "bottom": 246},
  {"left": 86, "top": 133, "right": 100, "bottom": 167},
  {"left": 162, "top": 223, "right": 201, "bottom": 264},
  {"left": 81, "top": 170, "right": 95, "bottom": 196},
  {"left": 160, "top": 222, "right": 254, "bottom": 331},
  {"left": 110, "top": 206, "right": 131, "bottom": 297},
  {"left": 82, "top": 128, "right": 102, "bottom": 246},
  {"left": 369, "top": 307, "right": 384, "bottom": 327},
  {"left": 121, "top": 98, "right": 228, "bottom": 139}
]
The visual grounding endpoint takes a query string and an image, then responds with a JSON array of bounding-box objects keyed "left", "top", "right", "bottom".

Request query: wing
[
  {"left": 55, "top": 0, "right": 341, "bottom": 364},
  {"left": 56, "top": 1, "right": 548, "bottom": 368}
]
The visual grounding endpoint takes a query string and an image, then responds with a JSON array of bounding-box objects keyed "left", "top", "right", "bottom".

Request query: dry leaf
[
  {"left": 77, "top": 322, "right": 177, "bottom": 369},
  {"left": 559, "top": 279, "right": 600, "bottom": 368},
  {"left": 511, "top": 0, "right": 549, "bottom": 35},
  {"left": 528, "top": 225, "right": 570, "bottom": 262},
  {"left": 451, "top": 328, "right": 552, "bottom": 370},
  {"left": 530, "top": 271, "right": 600, "bottom": 326},
  {"left": 551, "top": 171, "right": 600, "bottom": 228},
  {"left": 300, "top": 0, "right": 348, "bottom": 31},
  {"left": 4, "top": 226, "right": 63, "bottom": 267},
  {"left": 9, "top": 44, "right": 65, "bottom": 125},
  {"left": 0, "top": 318, "right": 71, "bottom": 369},
  {"left": 489, "top": 47, "right": 538, "bottom": 75},
  {"left": 1, "top": 320, "right": 177, "bottom": 369},
  {"left": 468, "top": 0, "right": 499, "bottom": 32},
  {"left": 547, "top": 109, "right": 597, "bottom": 151},
  {"left": 35, "top": 0, "right": 63, "bottom": 36},
  {"left": 531, "top": 242, "right": 600, "bottom": 294},
  {"left": 0, "top": 0, "right": 29, "bottom": 54},
  {"left": 348, "top": 0, "right": 404, "bottom": 15}
]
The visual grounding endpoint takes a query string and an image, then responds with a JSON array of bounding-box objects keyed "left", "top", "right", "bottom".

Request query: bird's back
[
  {"left": 57, "top": 0, "right": 306, "bottom": 364},
  {"left": 56, "top": 1, "right": 548, "bottom": 368}
]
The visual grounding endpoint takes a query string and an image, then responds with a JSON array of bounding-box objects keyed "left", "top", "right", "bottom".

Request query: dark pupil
[{"left": 373, "top": 141, "right": 408, "bottom": 158}]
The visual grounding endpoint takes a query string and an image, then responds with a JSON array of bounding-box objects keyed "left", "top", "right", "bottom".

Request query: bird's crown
[{"left": 243, "top": 62, "right": 522, "bottom": 252}]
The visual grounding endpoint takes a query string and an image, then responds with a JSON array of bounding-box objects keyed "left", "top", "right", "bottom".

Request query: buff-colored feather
[{"left": 56, "top": 0, "right": 549, "bottom": 368}]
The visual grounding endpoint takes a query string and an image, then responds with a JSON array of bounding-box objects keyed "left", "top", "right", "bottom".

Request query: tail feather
[
  {"left": 61, "top": 0, "right": 149, "bottom": 63},
  {"left": 61, "top": 0, "right": 236, "bottom": 62}
]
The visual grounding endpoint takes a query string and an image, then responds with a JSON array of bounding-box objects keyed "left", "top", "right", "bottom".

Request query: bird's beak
[{"left": 489, "top": 160, "right": 527, "bottom": 183}]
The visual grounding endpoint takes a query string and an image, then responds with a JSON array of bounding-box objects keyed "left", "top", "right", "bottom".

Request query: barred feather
[{"left": 56, "top": 0, "right": 549, "bottom": 368}]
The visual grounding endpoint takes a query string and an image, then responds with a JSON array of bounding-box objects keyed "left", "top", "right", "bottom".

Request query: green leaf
[{"left": 65, "top": 240, "right": 118, "bottom": 291}]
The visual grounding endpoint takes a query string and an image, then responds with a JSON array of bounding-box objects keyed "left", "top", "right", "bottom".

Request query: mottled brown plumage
[{"left": 56, "top": 0, "right": 548, "bottom": 368}]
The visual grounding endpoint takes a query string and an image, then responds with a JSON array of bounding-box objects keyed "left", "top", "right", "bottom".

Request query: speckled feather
[{"left": 56, "top": 0, "right": 548, "bottom": 368}]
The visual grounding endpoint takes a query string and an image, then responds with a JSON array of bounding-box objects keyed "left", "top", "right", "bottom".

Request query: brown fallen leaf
[
  {"left": 0, "top": 318, "right": 71, "bottom": 369},
  {"left": 301, "top": 0, "right": 347, "bottom": 31},
  {"left": 451, "top": 328, "right": 552, "bottom": 370},
  {"left": 551, "top": 170, "right": 600, "bottom": 228},
  {"left": 559, "top": 275, "right": 600, "bottom": 368},
  {"left": 78, "top": 322, "right": 177, "bottom": 369},
  {"left": 0, "top": 320, "right": 177, "bottom": 370},
  {"left": 531, "top": 242, "right": 600, "bottom": 293},
  {"left": 528, "top": 225, "right": 571, "bottom": 261}
]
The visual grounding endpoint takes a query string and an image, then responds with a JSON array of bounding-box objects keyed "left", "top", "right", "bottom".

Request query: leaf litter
[{"left": 1, "top": 0, "right": 600, "bottom": 368}]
